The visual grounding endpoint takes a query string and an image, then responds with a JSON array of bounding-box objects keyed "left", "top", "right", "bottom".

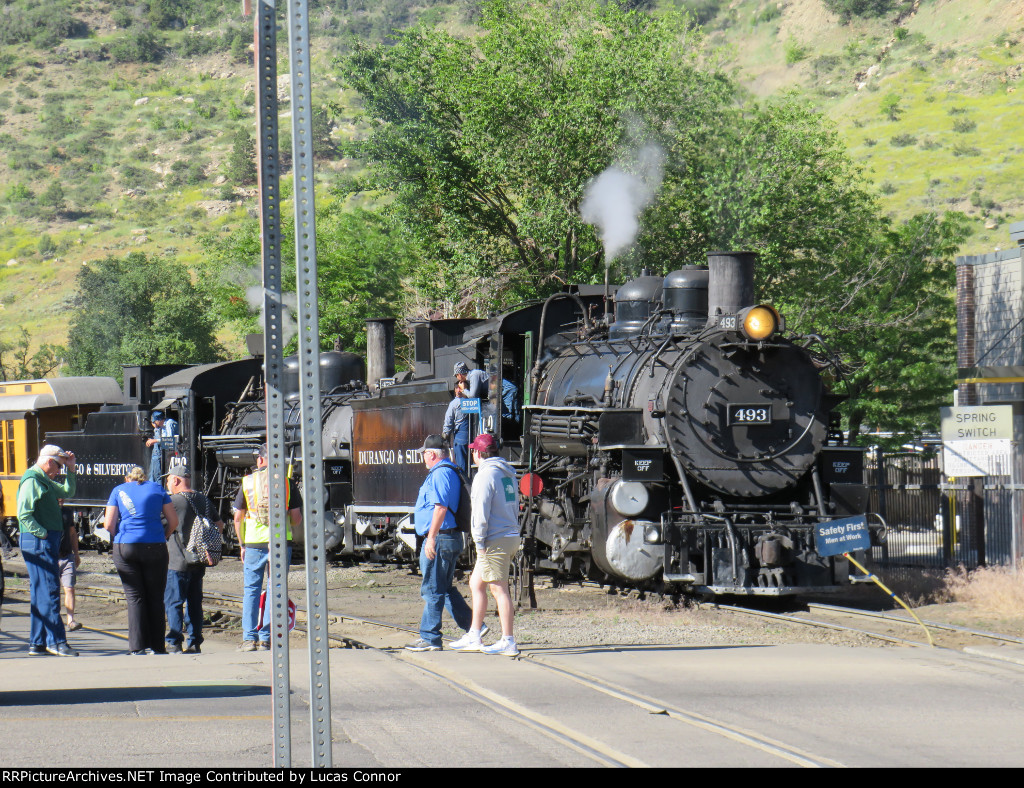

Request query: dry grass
[{"left": 941, "top": 563, "right": 1024, "bottom": 615}]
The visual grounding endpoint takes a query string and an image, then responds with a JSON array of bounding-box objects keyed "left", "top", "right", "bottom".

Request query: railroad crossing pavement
[{"left": 5, "top": 594, "right": 1024, "bottom": 768}]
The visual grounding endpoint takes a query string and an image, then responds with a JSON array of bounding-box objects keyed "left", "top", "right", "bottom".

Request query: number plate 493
[{"left": 727, "top": 404, "right": 772, "bottom": 426}]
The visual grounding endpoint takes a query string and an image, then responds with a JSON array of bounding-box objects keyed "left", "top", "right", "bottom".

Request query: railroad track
[
  {"left": 55, "top": 583, "right": 843, "bottom": 767},
  {"left": 714, "top": 600, "right": 1024, "bottom": 654}
]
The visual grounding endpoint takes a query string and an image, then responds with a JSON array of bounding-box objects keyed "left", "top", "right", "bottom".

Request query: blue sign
[
  {"left": 814, "top": 515, "right": 870, "bottom": 557},
  {"left": 461, "top": 398, "right": 481, "bottom": 414}
]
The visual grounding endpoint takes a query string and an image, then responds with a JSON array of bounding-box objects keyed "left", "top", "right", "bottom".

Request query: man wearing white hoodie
[{"left": 450, "top": 433, "right": 522, "bottom": 656}]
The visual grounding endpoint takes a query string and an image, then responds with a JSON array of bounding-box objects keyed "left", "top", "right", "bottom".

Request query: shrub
[
  {"left": 823, "top": 0, "right": 898, "bottom": 22},
  {"left": 890, "top": 133, "right": 917, "bottom": 147},
  {"left": 0, "top": 6, "right": 89, "bottom": 47},
  {"left": 952, "top": 117, "right": 977, "bottom": 133},
  {"left": 108, "top": 30, "right": 164, "bottom": 64},
  {"left": 3, "top": 183, "right": 32, "bottom": 202},
  {"left": 942, "top": 564, "right": 1024, "bottom": 615},
  {"left": 754, "top": 3, "right": 782, "bottom": 24},
  {"left": 880, "top": 92, "right": 902, "bottom": 120},
  {"left": 784, "top": 37, "right": 808, "bottom": 65},
  {"left": 879, "top": 181, "right": 897, "bottom": 195},
  {"left": 952, "top": 143, "right": 981, "bottom": 157}
]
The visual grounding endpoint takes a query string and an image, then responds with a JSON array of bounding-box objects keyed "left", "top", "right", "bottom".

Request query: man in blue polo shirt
[{"left": 405, "top": 434, "right": 474, "bottom": 652}]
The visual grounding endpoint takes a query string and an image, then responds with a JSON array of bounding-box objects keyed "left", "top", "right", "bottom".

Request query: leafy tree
[
  {"left": 880, "top": 92, "right": 902, "bottom": 121},
  {"left": 202, "top": 203, "right": 417, "bottom": 357},
  {"left": 0, "top": 328, "right": 64, "bottom": 381},
  {"left": 66, "top": 252, "right": 224, "bottom": 378},
  {"left": 340, "top": 0, "right": 967, "bottom": 442},
  {"left": 225, "top": 130, "right": 257, "bottom": 186},
  {"left": 39, "top": 181, "right": 66, "bottom": 216},
  {"left": 340, "top": 0, "right": 735, "bottom": 311}
]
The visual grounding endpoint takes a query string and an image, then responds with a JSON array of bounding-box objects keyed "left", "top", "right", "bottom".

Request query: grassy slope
[
  {"left": 1, "top": 0, "right": 1022, "bottom": 358},
  {"left": 706, "top": 0, "right": 1024, "bottom": 251}
]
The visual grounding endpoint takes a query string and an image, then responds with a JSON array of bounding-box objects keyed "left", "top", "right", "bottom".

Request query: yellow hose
[{"left": 844, "top": 552, "right": 935, "bottom": 647}]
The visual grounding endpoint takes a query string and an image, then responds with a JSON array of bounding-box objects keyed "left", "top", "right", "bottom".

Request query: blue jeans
[
  {"left": 418, "top": 531, "right": 472, "bottom": 647},
  {"left": 148, "top": 447, "right": 162, "bottom": 481},
  {"left": 242, "top": 544, "right": 291, "bottom": 643},
  {"left": 20, "top": 531, "right": 66, "bottom": 648},
  {"left": 165, "top": 568, "right": 205, "bottom": 649}
]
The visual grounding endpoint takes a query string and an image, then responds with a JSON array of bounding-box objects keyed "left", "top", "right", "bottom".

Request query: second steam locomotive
[{"left": 22, "top": 251, "right": 878, "bottom": 596}]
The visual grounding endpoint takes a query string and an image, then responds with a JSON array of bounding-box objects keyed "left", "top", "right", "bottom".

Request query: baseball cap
[
  {"left": 418, "top": 434, "right": 447, "bottom": 452},
  {"left": 39, "top": 444, "right": 69, "bottom": 461},
  {"left": 164, "top": 460, "right": 190, "bottom": 479},
  {"left": 468, "top": 433, "right": 496, "bottom": 451},
  {"left": 453, "top": 362, "right": 469, "bottom": 376},
  {"left": 257, "top": 443, "right": 269, "bottom": 460},
  {"left": 151, "top": 411, "right": 164, "bottom": 421}
]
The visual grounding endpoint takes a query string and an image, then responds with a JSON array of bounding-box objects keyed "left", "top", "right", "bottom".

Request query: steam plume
[{"left": 580, "top": 143, "right": 665, "bottom": 262}]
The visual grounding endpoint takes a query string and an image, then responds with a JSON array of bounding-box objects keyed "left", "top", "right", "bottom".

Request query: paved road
[{"left": 3, "top": 595, "right": 1024, "bottom": 768}]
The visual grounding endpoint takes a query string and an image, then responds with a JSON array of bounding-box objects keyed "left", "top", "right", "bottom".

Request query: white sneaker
[
  {"left": 481, "top": 637, "right": 520, "bottom": 657},
  {"left": 449, "top": 631, "right": 483, "bottom": 652}
]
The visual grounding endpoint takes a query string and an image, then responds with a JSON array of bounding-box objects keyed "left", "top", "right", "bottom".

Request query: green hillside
[{"left": 0, "top": 0, "right": 1021, "bottom": 360}]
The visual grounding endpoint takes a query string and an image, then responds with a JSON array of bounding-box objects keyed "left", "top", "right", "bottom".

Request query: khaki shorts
[
  {"left": 58, "top": 556, "right": 76, "bottom": 588},
  {"left": 476, "top": 537, "right": 522, "bottom": 583}
]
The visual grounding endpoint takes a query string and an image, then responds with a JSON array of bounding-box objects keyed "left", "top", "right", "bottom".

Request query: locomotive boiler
[{"left": 520, "top": 251, "right": 873, "bottom": 595}]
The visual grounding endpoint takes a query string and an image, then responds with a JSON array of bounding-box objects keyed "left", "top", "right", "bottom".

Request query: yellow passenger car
[{"left": 0, "top": 377, "right": 123, "bottom": 531}]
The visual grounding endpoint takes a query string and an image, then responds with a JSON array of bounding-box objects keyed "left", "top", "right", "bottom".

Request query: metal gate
[{"left": 867, "top": 449, "right": 1023, "bottom": 570}]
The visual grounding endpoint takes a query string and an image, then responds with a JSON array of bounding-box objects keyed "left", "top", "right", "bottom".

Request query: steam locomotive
[{"left": 34, "top": 250, "right": 876, "bottom": 596}]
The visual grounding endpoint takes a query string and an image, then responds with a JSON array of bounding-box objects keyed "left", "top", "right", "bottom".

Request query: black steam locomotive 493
[{"left": 41, "top": 251, "right": 877, "bottom": 597}]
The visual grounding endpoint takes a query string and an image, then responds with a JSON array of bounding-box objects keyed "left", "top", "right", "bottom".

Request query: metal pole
[
  {"left": 286, "top": 0, "right": 332, "bottom": 766},
  {"left": 253, "top": 0, "right": 292, "bottom": 766}
]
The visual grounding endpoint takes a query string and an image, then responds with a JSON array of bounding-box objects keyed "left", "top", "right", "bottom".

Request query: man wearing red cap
[{"left": 450, "top": 433, "right": 522, "bottom": 656}]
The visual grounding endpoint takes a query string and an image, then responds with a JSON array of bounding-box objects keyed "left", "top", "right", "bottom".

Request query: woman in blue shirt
[{"left": 104, "top": 466, "right": 178, "bottom": 655}]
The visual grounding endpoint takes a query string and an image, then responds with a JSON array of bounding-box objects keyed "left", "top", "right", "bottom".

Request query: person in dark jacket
[{"left": 164, "top": 461, "right": 223, "bottom": 654}]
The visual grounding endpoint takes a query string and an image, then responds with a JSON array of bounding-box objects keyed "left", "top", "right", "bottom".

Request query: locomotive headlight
[
  {"left": 610, "top": 480, "right": 649, "bottom": 517},
  {"left": 643, "top": 524, "right": 662, "bottom": 544},
  {"left": 739, "top": 305, "right": 784, "bottom": 341}
]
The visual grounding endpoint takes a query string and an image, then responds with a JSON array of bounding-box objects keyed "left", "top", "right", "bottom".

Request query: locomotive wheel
[
  {"left": 509, "top": 547, "right": 536, "bottom": 609},
  {"left": 509, "top": 547, "right": 524, "bottom": 607}
]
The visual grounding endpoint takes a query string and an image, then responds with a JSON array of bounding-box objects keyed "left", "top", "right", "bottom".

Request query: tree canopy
[
  {"left": 202, "top": 202, "right": 417, "bottom": 358},
  {"left": 66, "top": 252, "right": 224, "bottom": 378},
  {"left": 339, "top": 0, "right": 968, "bottom": 441}
]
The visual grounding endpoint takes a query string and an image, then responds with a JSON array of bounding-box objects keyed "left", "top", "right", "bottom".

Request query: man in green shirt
[{"left": 17, "top": 444, "right": 78, "bottom": 657}]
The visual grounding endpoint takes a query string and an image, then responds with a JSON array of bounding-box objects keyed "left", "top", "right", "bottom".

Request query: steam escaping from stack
[
  {"left": 247, "top": 283, "right": 298, "bottom": 348},
  {"left": 580, "top": 143, "right": 665, "bottom": 262}
]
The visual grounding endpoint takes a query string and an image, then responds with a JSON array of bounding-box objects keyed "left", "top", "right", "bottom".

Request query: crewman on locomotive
[
  {"left": 442, "top": 381, "right": 470, "bottom": 472},
  {"left": 146, "top": 411, "right": 179, "bottom": 482},
  {"left": 453, "top": 361, "right": 489, "bottom": 399},
  {"left": 233, "top": 444, "right": 302, "bottom": 652}
]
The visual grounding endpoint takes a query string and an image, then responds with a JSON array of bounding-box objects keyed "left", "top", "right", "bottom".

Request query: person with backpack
[
  {"left": 449, "top": 433, "right": 522, "bottom": 656},
  {"left": 404, "top": 434, "right": 476, "bottom": 652},
  {"left": 163, "top": 461, "right": 223, "bottom": 654}
]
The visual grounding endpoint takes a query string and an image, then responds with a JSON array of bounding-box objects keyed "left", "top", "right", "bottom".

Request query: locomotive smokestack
[
  {"left": 365, "top": 318, "right": 396, "bottom": 392},
  {"left": 706, "top": 251, "right": 756, "bottom": 327}
]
